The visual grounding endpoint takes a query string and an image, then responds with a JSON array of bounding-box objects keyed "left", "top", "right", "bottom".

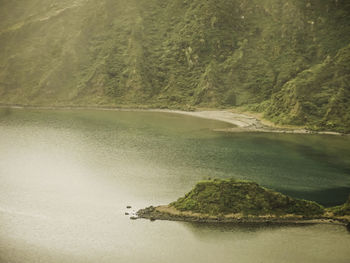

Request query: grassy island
[{"left": 137, "top": 179, "right": 350, "bottom": 227}]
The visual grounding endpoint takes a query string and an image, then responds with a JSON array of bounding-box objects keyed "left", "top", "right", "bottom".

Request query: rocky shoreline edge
[{"left": 136, "top": 205, "right": 350, "bottom": 228}]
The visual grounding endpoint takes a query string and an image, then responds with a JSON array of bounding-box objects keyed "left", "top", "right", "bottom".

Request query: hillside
[
  {"left": 0, "top": 0, "right": 349, "bottom": 131},
  {"left": 170, "top": 179, "right": 324, "bottom": 216},
  {"left": 330, "top": 195, "right": 350, "bottom": 216}
]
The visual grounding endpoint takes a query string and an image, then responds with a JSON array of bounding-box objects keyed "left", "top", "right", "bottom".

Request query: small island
[{"left": 137, "top": 179, "right": 350, "bottom": 227}]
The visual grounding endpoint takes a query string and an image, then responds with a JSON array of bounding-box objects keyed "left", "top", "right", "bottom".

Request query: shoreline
[
  {"left": 137, "top": 205, "right": 350, "bottom": 227},
  {"left": 0, "top": 104, "right": 346, "bottom": 136}
]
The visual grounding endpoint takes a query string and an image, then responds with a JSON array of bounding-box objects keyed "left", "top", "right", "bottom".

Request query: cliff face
[{"left": 0, "top": 0, "right": 349, "bottom": 131}]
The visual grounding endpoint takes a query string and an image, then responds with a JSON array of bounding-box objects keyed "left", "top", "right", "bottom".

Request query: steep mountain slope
[{"left": 0, "top": 0, "right": 349, "bottom": 131}]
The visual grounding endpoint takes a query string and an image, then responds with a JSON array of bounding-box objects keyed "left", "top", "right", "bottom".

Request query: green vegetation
[
  {"left": 264, "top": 44, "right": 350, "bottom": 133},
  {"left": 171, "top": 179, "right": 324, "bottom": 217},
  {"left": 329, "top": 195, "right": 350, "bottom": 216},
  {"left": 0, "top": 0, "right": 349, "bottom": 131}
]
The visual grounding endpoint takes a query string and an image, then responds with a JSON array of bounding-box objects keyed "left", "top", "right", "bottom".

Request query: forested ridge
[{"left": 0, "top": 0, "right": 349, "bottom": 131}]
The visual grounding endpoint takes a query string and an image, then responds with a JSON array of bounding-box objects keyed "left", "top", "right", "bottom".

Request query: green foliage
[
  {"left": 329, "top": 195, "right": 350, "bottom": 216},
  {"left": 0, "top": 0, "right": 349, "bottom": 131},
  {"left": 265, "top": 44, "right": 350, "bottom": 132},
  {"left": 171, "top": 179, "right": 324, "bottom": 216}
]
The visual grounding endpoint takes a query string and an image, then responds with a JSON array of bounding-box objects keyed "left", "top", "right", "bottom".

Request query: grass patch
[{"left": 171, "top": 178, "right": 324, "bottom": 217}]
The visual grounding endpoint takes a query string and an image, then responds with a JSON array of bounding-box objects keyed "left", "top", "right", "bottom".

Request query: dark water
[{"left": 0, "top": 109, "right": 349, "bottom": 263}]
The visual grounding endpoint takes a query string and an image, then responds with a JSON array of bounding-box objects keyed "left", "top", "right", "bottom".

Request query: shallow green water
[{"left": 0, "top": 109, "right": 349, "bottom": 263}]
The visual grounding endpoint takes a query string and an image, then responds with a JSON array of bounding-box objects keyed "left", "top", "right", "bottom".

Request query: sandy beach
[
  {"left": 148, "top": 109, "right": 344, "bottom": 136},
  {"left": 0, "top": 105, "right": 345, "bottom": 135}
]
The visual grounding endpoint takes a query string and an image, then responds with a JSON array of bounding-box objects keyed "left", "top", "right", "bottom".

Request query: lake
[{"left": 0, "top": 109, "right": 349, "bottom": 263}]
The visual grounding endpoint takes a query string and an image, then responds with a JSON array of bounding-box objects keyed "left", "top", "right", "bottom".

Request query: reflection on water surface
[{"left": 0, "top": 109, "right": 349, "bottom": 263}]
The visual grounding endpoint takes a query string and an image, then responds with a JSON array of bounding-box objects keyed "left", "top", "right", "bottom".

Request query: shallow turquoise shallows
[{"left": 0, "top": 109, "right": 349, "bottom": 263}]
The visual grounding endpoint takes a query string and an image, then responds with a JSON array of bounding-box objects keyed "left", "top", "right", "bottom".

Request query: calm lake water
[{"left": 0, "top": 109, "right": 349, "bottom": 263}]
